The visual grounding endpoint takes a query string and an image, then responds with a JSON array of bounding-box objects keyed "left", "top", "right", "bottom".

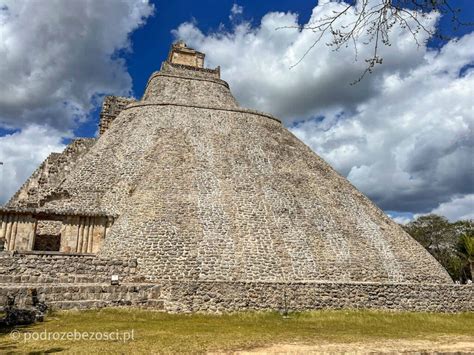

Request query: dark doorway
[
  {"left": 33, "top": 234, "right": 61, "bottom": 251},
  {"left": 33, "top": 219, "right": 63, "bottom": 252}
]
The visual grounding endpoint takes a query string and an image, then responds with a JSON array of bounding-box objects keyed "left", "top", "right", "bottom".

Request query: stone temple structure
[{"left": 0, "top": 41, "right": 472, "bottom": 312}]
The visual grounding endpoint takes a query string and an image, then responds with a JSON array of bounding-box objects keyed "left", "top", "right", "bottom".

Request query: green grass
[{"left": 0, "top": 308, "right": 473, "bottom": 353}]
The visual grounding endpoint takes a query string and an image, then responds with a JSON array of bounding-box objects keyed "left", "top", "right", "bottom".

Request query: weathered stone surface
[
  {"left": 2, "top": 50, "right": 448, "bottom": 284},
  {"left": 99, "top": 96, "right": 137, "bottom": 136},
  {"left": 0, "top": 252, "right": 140, "bottom": 283},
  {"left": 0, "top": 282, "right": 472, "bottom": 313},
  {"left": 168, "top": 40, "right": 206, "bottom": 69},
  {"left": 0, "top": 284, "right": 162, "bottom": 311},
  {"left": 159, "top": 281, "right": 474, "bottom": 313},
  {"left": 6, "top": 138, "right": 96, "bottom": 209}
]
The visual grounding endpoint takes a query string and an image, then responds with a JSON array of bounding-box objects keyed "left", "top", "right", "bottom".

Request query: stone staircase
[
  {"left": 0, "top": 283, "right": 164, "bottom": 311},
  {"left": 0, "top": 251, "right": 163, "bottom": 311},
  {"left": 0, "top": 251, "right": 143, "bottom": 284}
]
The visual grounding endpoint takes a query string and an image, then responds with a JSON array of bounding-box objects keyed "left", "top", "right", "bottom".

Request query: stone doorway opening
[
  {"left": 33, "top": 234, "right": 61, "bottom": 251},
  {"left": 33, "top": 219, "right": 63, "bottom": 252}
]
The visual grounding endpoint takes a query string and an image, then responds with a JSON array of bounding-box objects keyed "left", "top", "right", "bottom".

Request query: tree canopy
[{"left": 403, "top": 214, "right": 474, "bottom": 282}]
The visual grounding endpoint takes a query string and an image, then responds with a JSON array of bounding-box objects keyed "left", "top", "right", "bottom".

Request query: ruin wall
[
  {"left": 0, "top": 284, "right": 162, "bottom": 311},
  {"left": 0, "top": 279, "right": 472, "bottom": 313},
  {"left": 7, "top": 138, "right": 96, "bottom": 208},
  {"left": 0, "top": 252, "right": 141, "bottom": 284},
  {"left": 99, "top": 96, "right": 137, "bottom": 135},
  {"left": 161, "top": 281, "right": 474, "bottom": 313}
]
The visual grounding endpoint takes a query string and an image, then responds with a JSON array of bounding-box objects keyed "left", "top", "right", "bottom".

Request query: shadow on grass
[{"left": 0, "top": 322, "right": 67, "bottom": 354}]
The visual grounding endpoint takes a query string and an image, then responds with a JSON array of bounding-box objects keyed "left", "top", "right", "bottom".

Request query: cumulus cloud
[
  {"left": 388, "top": 214, "right": 413, "bottom": 225},
  {"left": 0, "top": 0, "right": 154, "bottom": 204},
  {"left": 291, "top": 34, "right": 474, "bottom": 214},
  {"left": 229, "top": 4, "right": 243, "bottom": 21},
  {"left": 0, "top": 0, "right": 154, "bottom": 131},
  {"left": 174, "top": 2, "right": 435, "bottom": 121},
  {"left": 0, "top": 126, "right": 66, "bottom": 203},
  {"left": 174, "top": 2, "right": 474, "bottom": 219},
  {"left": 424, "top": 195, "right": 474, "bottom": 222}
]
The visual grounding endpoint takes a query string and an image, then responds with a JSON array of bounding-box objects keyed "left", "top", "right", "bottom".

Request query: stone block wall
[
  {"left": 142, "top": 65, "right": 236, "bottom": 108},
  {"left": 0, "top": 284, "right": 162, "bottom": 311},
  {"left": 159, "top": 281, "right": 474, "bottom": 313},
  {"left": 0, "top": 252, "right": 141, "bottom": 284},
  {"left": 168, "top": 41, "right": 205, "bottom": 69},
  {"left": 99, "top": 96, "right": 136, "bottom": 135},
  {"left": 0, "top": 213, "right": 112, "bottom": 254},
  {"left": 1, "top": 279, "right": 471, "bottom": 313}
]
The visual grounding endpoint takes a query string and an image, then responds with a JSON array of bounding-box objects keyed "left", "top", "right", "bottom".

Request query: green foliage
[
  {"left": 459, "top": 234, "right": 474, "bottom": 259},
  {"left": 403, "top": 215, "right": 474, "bottom": 282},
  {"left": 458, "top": 233, "right": 474, "bottom": 279}
]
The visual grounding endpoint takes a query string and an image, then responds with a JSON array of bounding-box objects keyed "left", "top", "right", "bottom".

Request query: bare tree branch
[{"left": 277, "top": 0, "right": 473, "bottom": 83}]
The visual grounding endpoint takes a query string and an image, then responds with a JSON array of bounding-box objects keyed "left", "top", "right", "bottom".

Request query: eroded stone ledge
[{"left": 124, "top": 101, "right": 282, "bottom": 124}]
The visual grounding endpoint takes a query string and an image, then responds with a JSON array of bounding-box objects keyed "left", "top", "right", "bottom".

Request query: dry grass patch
[{"left": 0, "top": 308, "right": 473, "bottom": 353}]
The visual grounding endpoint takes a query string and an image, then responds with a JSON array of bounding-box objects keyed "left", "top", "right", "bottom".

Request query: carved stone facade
[
  {"left": 168, "top": 40, "right": 205, "bottom": 68},
  {"left": 0, "top": 213, "right": 36, "bottom": 251},
  {"left": 1, "top": 42, "right": 470, "bottom": 313},
  {"left": 7, "top": 139, "right": 96, "bottom": 209},
  {"left": 99, "top": 96, "right": 137, "bottom": 135},
  {"left": 0, "top": 212, "right": 111, "bottom": 254}
]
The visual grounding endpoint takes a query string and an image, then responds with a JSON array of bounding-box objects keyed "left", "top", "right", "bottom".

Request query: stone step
[
  {"left": 47, "top": 299, "right": 164, "bottom": 310},
  {"left": 0, "top": 283, "right": 163, "bottom": 311},
  {"left": 0, "top": 274, "right": 147, "bottom": 284}
]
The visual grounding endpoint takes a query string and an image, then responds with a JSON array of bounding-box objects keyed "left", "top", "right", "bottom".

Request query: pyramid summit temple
[{"left": 0, "top": 42, "right": 472, "bottom": 312}]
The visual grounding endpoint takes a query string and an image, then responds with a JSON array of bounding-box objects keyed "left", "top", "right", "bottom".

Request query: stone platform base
[
  {"left": 0, "top": 284, "right": 162, "bottom": 311},
  {"left": 1, "top": 281, "right": 472, "bottom": 313},
  {"left": 159, "top": 281, "right": 474, "bottom": 313}
]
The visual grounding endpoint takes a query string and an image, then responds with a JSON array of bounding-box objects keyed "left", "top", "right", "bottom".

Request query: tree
[
  {"left": 403, "top": 214, "right": 452, "bottom": 252},
  {"left": 458, "top": 233, "right": 474, "bottom": 280},
  {"left": 287, "top": 0, "right": 473, "bottom": 81},
  {"left": 403, "top": 215, "right": 474, "bottom": 282}
]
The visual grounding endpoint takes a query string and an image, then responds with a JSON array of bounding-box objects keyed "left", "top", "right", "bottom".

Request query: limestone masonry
[{"left": 1, "top": 42, "right": 472, "bottom": 313}]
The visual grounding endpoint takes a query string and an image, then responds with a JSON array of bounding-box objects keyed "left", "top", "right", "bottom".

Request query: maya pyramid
[{"left": 1, "top": 41, "right": 451, "bottom": 285}]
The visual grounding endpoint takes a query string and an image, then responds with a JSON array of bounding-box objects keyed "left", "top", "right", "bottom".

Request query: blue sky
[{"left": 1, "top": 0, "right": 473, "bottom": 222}]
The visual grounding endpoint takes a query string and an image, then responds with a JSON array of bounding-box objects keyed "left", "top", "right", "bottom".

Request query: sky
[{"left": 0, "top": 0, "right": 473, "bottom": 223}]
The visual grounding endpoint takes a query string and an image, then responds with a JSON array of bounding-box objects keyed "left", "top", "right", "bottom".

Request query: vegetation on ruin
[{"left": 0, "top": 308, "right": 473, "bottom": 353}]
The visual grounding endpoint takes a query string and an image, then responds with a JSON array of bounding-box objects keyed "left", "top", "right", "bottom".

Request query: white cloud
[
  {"left": 388, "top": 215, "right": 413, "bottom": 225},
  {"left": 174, "top": 2, "right": 474, "bottom": 218},
  {"left": 0, "top": 126, "right": 66, "bottom": 204},
  {"left": 229, "top": 3, "right": 243, "bottom": 21},
  {"left": 0, "top": 0, "right": 154, "bottom": 204},
  {"left": 174, "top": 2, "right": 435, "bottom": 122},
  {"left": 424, "top": 195, "right": 474, "bottom": 222},
  {"left": 0, "top": 0, "right": 154, "bottom": 130},
  {"left": 291, "top": 34, "right": 474, "bottom": 213}
]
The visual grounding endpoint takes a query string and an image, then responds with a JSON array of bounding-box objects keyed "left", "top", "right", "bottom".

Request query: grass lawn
[{"left": 0, "top": 308, "right": 473, "bottom": 353}]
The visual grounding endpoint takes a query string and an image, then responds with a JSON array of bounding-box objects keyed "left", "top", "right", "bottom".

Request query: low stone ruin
[{"left": 1, "top": 290, "right": 47, "bottom": 326}]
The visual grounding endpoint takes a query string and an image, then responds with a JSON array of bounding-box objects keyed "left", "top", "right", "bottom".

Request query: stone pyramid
[{"left": 2, "top": 41, "right": 451, "bottom": 285}]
